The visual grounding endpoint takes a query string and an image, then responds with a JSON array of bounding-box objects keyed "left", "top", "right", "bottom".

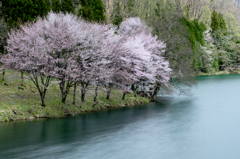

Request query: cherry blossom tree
[
  {"left": 71, "top": 22, "right": 117, "bottom": 102},
  {"left": 3, "top": 12, "right": 172, "bottom": 106},
  {"left": 41, "top": 12, "right": 81, "bottom": 103},
  {"left": 117, "top": 17, "right": 172, "bottom": 100},
  {"left": 2, "top": 20, "right": 53, "bottom": 107},
  {"left": 2, "top": 12, "right": 81, "bottom": 105}
]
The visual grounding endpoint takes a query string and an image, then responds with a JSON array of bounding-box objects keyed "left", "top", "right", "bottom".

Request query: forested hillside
[{"left": 104, "top": 0, "right": 240, "bottom": 75}]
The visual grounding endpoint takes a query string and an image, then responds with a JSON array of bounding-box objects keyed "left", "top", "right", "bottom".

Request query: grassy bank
[
  {"left": 198, "top": 70, "right": 231, "bottom": 76},
  {"left": 0, "top": 69, "right": 149, "bottom": 122}
]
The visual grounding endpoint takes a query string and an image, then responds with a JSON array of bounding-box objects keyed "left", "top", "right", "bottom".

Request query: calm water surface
[{"left": 1, "top": 75, "right": 240, "bottom": 159}]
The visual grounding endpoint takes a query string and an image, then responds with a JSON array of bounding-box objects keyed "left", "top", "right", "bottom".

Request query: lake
[{"left": 1, "top": 75, "right": 240, "bottom": 159}]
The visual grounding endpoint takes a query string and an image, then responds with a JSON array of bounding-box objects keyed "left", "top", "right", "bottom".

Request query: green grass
[
  {"left": 198, "top": 70, "right": 230, "bottom": 76},
  {"left": 0, "top": 69, "right": 149, "bottom": 122}
]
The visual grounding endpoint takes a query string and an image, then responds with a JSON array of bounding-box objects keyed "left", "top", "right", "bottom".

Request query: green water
[{"left": 1, "top": 75, "right": 240, "bottom": 159}]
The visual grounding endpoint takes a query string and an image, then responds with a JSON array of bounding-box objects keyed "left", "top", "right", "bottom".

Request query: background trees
[
  {"left": 1, "top": 0, "right": 49, "bottom": 27},
  {"left": 148, "top": 0, "right": 196, "bottom": 95},
  {"left": 78, "top": 0, "right": 106, "bottom": 22},
  {"left": 61, "top": 0, "right": 75, "bottom": 13},
  {"left": 0, "top": 19, "right": 7, "bottom": 54},
  {"left": 52, "top": 0, "right": 62, "bottom": 13}
]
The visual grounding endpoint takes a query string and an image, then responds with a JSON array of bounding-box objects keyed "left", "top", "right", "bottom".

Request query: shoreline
[
  {"left": 198, "top": 70, "right": 240, "bottom": 76},
  {"left": 0, "top": 99, "right": 150, "bottom": 123},
  {"left": 0, "top": 70, "right": 150, "bottom": 123},
  {"left": 1, "top": 70, "right": 239, "bottom": 123}
]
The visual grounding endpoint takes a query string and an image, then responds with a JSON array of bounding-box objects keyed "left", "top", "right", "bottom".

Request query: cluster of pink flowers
[{"left": 2, "top": 12, "right": 172, "bottom": 106}]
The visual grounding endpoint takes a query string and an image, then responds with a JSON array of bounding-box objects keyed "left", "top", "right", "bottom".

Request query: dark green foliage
[
  {"left": 61, "top": 0, "right": 75, "bottom": 14},
  {"left": 218, "top": 13, "right": 228, "bottom": 35},
  {"left": 52, "top": 0, "right": 62, "bottom": 13},
  {"left": 78, "top": 0, "right": 105, "bottom": 22},
  {"left": 78, "top": 0, "right": 94, "bottom": 21},
  {"left": 210, "top": 11, "right": 228, "bottom": 41},
  {"left": 18, "top": 87, "right": 24, "bottom": 90},
  {"left": 213, "top": 59, "right": 219, "bottom": 71},
  {"left": 93, "top": 0, "right": 106, "bottom": 22},
  {"left": 218, "top": 13, "right": 227, "bottom": 31},
  {"left": 33, "top": 0, "right": 50, "bottom": 17},
  {"left": 211, "top": 10, "right": 220, "bottom": 32},
  {"left": 0, "top": 20, "right": 8, "bottom": 54},
  {"left": 180, "top": 18, "right": 207, "bottom": 72},
  {"left": 0, "top": 0, "right": 49, "bottom": 54},
  {"left": 180, "top": 18, "right": 207, "bottom": 49},
  {"left": 112, "top": 2, "right": 123, "bottom": 28},
  {"left": 79, "top": 0, "right": 88, "bottom": 6},
  {"left": 1, "top": 0, "right": 49, "bottom": 27},
  {"left": 45, "top": 0, "right": 51, "bottom": 11},
  {"left": 4, "top": 82, "right": 9, "bottom": 86},
  {"left": 209, "top": 10, "right": 233, "bottom": 71}
]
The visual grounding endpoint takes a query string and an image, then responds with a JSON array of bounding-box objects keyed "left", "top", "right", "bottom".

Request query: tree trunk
[
  {"left": 131, "top": 84, "right": 135, "bottom": 91},
  {"left": 38, "top": 91, "right": 46, "bottom": 107},
  {"left": 133, "top": 85, "right": 139, "bottom": 97},
  {"left": 80, "top": 82, "right": 90, "bottom": 102},
  {"left": 59, "top": 81, "right": 71, "bottom": 103},
  {"left": 106, "top": 89, "right": 111, "bottom": 100},
  {"left": 41, "top": 96, "right": 46, "bottom": 107},
  {"left": 62, "top": 94, "right": 67, "bottom": 103},
  {"left": 73, "top": 82, "right": 77, "bottom": 105},
  {"left": 151, "top": 87, "right": 159, "bottom": 102},
  {"left": 80, "top": 82, "right": 88, "bottom": 102},
  {"left": 61, "top": 87, "right": 69, "bottom": 104},
  {"left": 81, "top": 92, "right": 85, "bottom": 102},
  {"left": 2, "top": 69, "right": 5, "bottom": 81},
  {"left": 107, "top": 91, "right": 110, "bottom": 100},
  {"left": 93, "top": 84, "right": 99, "bottom": 102},
  {"left": 122, "top": 92, "right": 126, "bottom": 100},
  {"left": 21, "top": 71, "right": 24, "bottom": 86},
  {"left": 106, "top": 84, "right": 112, "bottom": 100}
]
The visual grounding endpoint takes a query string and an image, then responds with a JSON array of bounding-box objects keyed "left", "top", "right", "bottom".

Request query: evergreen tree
[
  {"left": 93, "top": 0, "right": 106, "bottom": 22},
  {"left": 79, "top": 0, "right": 105, "bottom": 22},
  {"left": 78, "top": 0, "right": 94, "bottom": 21},
  {"left": 33, "top": 0, "right": 49, "bottom": 17},
  {"left": 211, "top": 10, "right": 220, "bottom": 32},
  {"left": 45, "top": 0, "right": 51, "bottom": 11},
  {"left": 61, "top": 0, "right": 75, "bottom": 14},
  {"left": 0, "top": 20, "right": 8, "bottom": 54},
  {"left": 218, "top": 13, "right": 227, "bottom": 35},
  {"left": 52, "top": 0, "right": 62, "bottom": 13},
  {"left": 112, "top": 2, "right": 123, "bottom": 28},
  {"left": 1, "top": 0, "right": 49, "bottom": 27},
  {"left": 180, "top": 18, "right": 207, "bottom": 72},
  {"left": 79, "top": 0, "right": 88, "bottom": 6}
]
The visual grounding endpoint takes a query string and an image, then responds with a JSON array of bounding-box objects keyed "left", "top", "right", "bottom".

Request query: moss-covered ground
[{"left": 0, "top": 69, "right": 149, "bottom": 122}]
